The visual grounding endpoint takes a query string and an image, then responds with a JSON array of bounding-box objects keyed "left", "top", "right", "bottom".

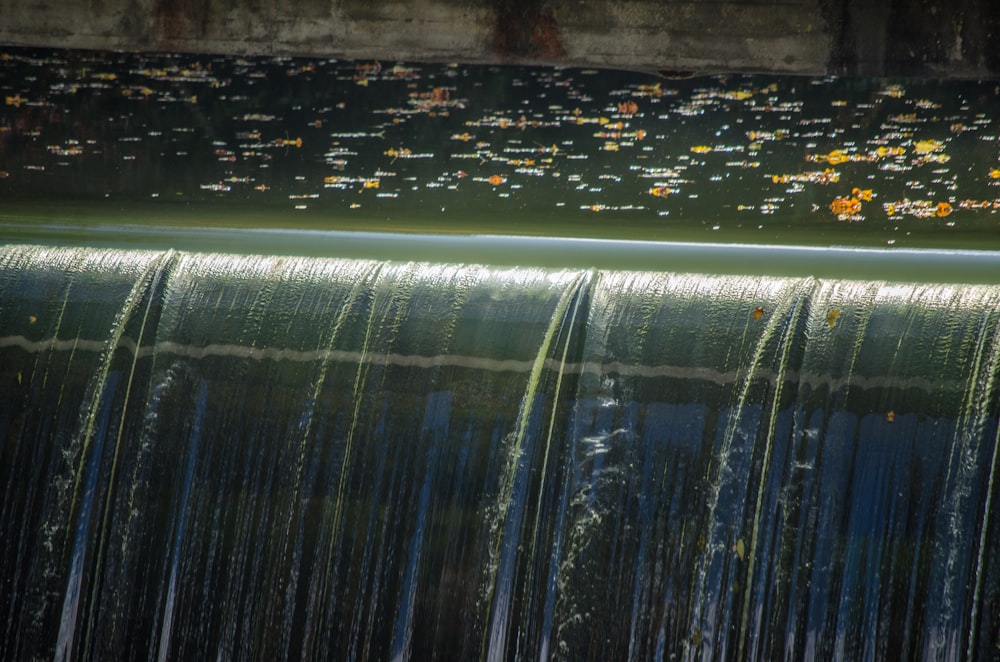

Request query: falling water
[{"left": 1, "top": 244, "right": 998, "bottom": 660}]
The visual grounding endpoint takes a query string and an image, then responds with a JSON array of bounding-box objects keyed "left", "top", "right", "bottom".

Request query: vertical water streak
[
  {"left": 935, "top": 288, "right": 1000, "bottom": 660},
  {"left": 482, "top": 270, "right": 589, "bottom": 662},
  {"left": 82, "top": 250, "right": 176, "bottom": 660},
  {"left": 733, "top": 278, "right": 813, "bottom": 661},
  {"left": 521, "top": 269, "right": 594, "bottom": 660},
  {"left": 747, "top": 279, "right": 882, "bottom": 660},
  {"left": 967, "top": 399, "right": 1000, "bottom": 661},
  {"left": 289, "top": 259, "right": 383, "bottom": 657},
  {"left": 282, "top": 258, "right": 382, "bottom": 660},
  {"left": 537, "top": 430, "right": 573, "bottom": 662},
  {"left": 53, "top": 249, "right": 173, "bottom": 662},
  {"left": 0, "top": 247, "right": 83, "bottom": 655},
  {"left": 156, "top": 380, "right": 208, "bottom": 662},
  {"left": 547, "top": 270, "right": 663, "bottom": 662},
  {"left": 53, "top": 375, "right": 117, "bottom": 662},
  {"left": 685, "top": 276, "right": 815, "bottom": 659},
  {"left": 614, "top": 273, "right": 674, "bottom": 662},
  {"left": 324, "top": 262, "right": 387, "bottom": 568},
  {"left": 390, "top": 392, "right": 451, "bottom": 662}
]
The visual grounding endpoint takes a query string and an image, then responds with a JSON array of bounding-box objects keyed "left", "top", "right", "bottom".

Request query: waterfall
[{"left": 1, "top": 244, "right": 998, "bottom": 660}]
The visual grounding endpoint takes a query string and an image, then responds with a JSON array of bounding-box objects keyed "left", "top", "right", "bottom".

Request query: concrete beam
[{"left": 0, "top": 0, "right": 997, "bottom": 78}]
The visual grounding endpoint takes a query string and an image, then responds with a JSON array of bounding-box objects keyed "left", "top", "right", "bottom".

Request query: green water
[{"left": 3, "top": 47, "right": 1000, "bottom": 251}]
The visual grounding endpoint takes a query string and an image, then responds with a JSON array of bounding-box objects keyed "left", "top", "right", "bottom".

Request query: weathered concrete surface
[{"left": 0, "top": 0, "right": 997, "bottom": 77}]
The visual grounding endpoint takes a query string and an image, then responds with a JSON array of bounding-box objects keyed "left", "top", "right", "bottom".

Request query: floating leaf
[
  {"left": 913, "top": 139, "right": 944, "bottom": 154},
  {"left": 826, "top": 309, "right": 842, "bottom": 328},
  {"left": 884, "top": 199, "right": 956, "bottom": 219},
  {"left": 830, "top": 196, "right": 862, "bottom": 219},
  {"left": 616, "top": 100, "right": 638, "bottom": 115},
  {"left": 811, "top": 149, "right": 850, "bottom": 165}
]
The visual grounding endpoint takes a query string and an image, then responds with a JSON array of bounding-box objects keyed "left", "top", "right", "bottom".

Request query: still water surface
[{"left": 2, "top": 47, "right": 1000, "bottom": 248}]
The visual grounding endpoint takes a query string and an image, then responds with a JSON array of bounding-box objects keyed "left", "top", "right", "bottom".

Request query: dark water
[
  {"left": 3, "top": 48, "right": 1000, "bottom": 248},
  {"left": 1, "top": 244, "right": 998, "bottom": 660}
]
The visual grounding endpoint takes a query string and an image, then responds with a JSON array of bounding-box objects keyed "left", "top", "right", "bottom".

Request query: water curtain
[{"left": 1, "top": 244, "right": 998, "bottom": 660}]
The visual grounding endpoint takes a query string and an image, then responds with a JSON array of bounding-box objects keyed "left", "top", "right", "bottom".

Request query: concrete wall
[{"left": 1, "top": 0, "right": 997, "bottom": 78}]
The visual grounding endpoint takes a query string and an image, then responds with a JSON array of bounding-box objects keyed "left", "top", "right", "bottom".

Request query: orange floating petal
[{"left": 830, "top": 196, "right": 862, "bottom": 216}]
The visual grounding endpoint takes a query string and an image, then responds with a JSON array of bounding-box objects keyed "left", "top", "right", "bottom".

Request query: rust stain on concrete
[
  {"left": 493, "top": 0, "right": 565, "bottom": 59},
  {"left": 153, "top": 0, "right": 212, "bottom": 49}
]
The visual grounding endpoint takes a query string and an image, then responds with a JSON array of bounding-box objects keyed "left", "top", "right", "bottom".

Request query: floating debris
[
  {"left": 884, "top": 199, "right": 955, "bottom": 218},
  {"left": 771, "top": 169, "right": 840, "bottom": 185},
  {"left": 0, "top": 46, "right": 998, "bottom": 243},
  {"left": 830, "top": 195, "right": 863, "bottom": 220}
]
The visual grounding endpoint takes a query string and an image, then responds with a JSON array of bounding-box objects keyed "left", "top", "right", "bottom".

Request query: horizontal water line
[
  {"left": 0, "top": 333, "right": 951, "bottom": 395},
  {"left": 3, "top": 222, "right": 1000, "bottom": 283}
]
